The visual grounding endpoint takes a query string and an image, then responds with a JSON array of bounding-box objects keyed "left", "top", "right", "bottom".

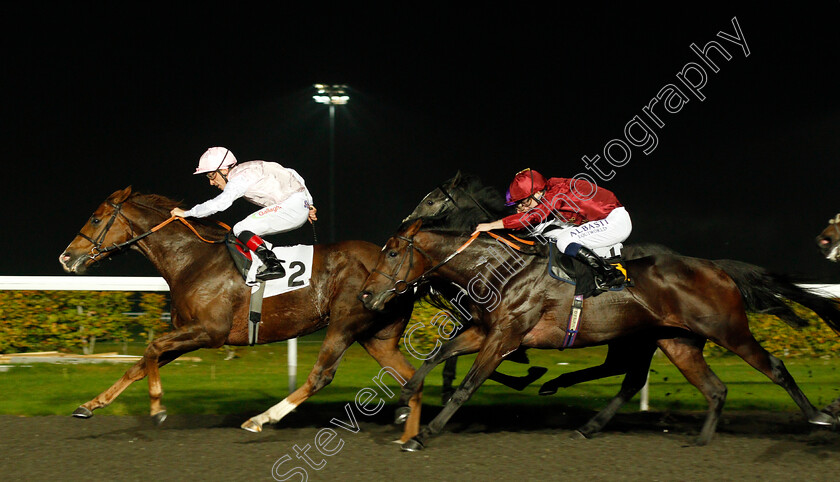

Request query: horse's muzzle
[
  {"left": 59, "top": 251, "right": 88, "bottom": 274},
  {"left": 358, "top": 289, "right": 391, "bottom": 313},
  {"left": 816, "top": 235, "right": 838, "bottom": 260}
]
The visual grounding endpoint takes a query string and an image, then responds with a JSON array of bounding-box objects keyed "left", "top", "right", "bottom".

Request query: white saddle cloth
[{"left": 246, "top": 243, "right": 314, "bottom": 298}]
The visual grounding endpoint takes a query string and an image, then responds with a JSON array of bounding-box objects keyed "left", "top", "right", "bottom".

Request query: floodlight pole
[
  {"left": 328, "top": 103, "right": 336, "bottom": 243},
  {"left": 313, "top": 84, "right": 349, "bottom": 244}
]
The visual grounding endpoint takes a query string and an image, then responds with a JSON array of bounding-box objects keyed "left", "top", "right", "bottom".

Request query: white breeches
[
  {"left": 549, "top": 207, "right": 632, "bottom": 258},
  {"left": 233, "top": 192, "right": 310, "bottom": 237}
]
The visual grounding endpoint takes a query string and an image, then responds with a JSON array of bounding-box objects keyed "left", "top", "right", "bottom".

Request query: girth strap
[
  {"left": 248, "top": 281, "right": 267, "bottom": 346},
  {"left": 562, "top": 294, "right": 583, "bottom": 349}
]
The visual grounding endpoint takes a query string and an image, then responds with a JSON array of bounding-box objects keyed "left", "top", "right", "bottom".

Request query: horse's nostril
[{"left": 360, "top": 291, "right": 371, "bottom": 300}]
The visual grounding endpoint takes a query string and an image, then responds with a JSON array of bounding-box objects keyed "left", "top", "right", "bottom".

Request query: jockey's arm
[
  {"left": 176, "top": 175, "right": 253, "bottom": 219},
  {"left": 472, "top": 219, "right": 505, "bottom": 235}
]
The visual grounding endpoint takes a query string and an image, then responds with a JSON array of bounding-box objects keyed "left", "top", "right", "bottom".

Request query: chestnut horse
[
  {"left": 59, "top": 186, "right": 422, "bottom": 441},
  {"left": 360, "top": 193, "right": 840, "bottom": 450}
]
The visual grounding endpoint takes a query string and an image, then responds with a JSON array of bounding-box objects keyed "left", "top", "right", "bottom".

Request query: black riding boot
[
  {"left": 238, "top": 231, "right": 286, "bottom": 281},
  {"left": 574, "top": 245, "right": 624, "bottom": 289},
  {"left": 253, "top": 244, "right": 286, "bottom": 281}
]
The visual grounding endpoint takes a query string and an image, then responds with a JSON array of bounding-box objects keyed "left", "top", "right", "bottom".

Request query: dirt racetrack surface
[{"left": 2, "top": 404, "right": 839, "bottom": 481}]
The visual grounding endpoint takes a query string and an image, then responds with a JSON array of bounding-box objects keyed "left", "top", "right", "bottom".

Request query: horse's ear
[
  {"left": 110, "top": 186, "right": 133, "bottom": 204},
  {"left": 448, "top": 170, "right": 462, "bottom": 188},
  {"left": 405, "top": 219, "right": 423, "bottom": 236}
]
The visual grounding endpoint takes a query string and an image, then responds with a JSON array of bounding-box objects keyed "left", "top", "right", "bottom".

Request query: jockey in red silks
[
  {"left": 171, "top": 147, "right": 317, "bottom": 281},
  {"left": 473, "top": 168, "right": 632, "bottom": 289}
]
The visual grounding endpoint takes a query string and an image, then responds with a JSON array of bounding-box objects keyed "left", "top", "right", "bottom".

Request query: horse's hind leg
[
  {"left": 655, "top": 336, "right": 727, "bottom": 445},
  {"left": 574, "top": 339, "right": 657, "bottom": 439},
  {"left": 713, "top": 326, "right": 833, "bottom": 426},
  {"left": 242, "top": 331, "right": 354, "bottom": 432},
  {"left": 359, "top": 336, "right": 423, "bottom": 443}
]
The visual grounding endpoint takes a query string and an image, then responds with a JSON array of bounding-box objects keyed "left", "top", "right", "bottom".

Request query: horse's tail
[{"left": 714, "top": 259, "right": 840, "bottom": 333}]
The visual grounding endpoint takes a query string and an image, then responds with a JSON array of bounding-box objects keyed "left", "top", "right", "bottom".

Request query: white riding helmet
[{"left": 193, "top": 147, "right": 238, "bottom": 175}]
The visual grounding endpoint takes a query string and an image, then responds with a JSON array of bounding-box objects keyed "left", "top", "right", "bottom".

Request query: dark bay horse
[
  {"left": 360, "top": 196, "right": 840, "bottom": 450},
  {"left": 59, "top": 186, "right": 423, "bottom": 441},
  {"left": 403, "top": 171, "right": 685, "bottom": 396}
]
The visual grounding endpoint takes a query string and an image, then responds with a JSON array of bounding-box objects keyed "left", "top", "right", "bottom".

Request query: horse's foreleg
[
  {"left": 360, "top": 336, "right": 423, "bottom": 443},
  {"left": 656, "top": 336, "right": 727, "bottom": 445},
  {"left": 242, "top": 333, "right": 352, "bottom": 432},
  {"left": 143, "top": 326, "right": 215, "bottom": 423},
  {"left": 402, "top": 333, "right": 513, "bottom": 452},
  {"left": 73, "top": 359, "right": 149, "bottom": 418},
  {"left": 398, "top": 326, "right": 485, "bottom": 408},
  {"left": 574, "top": 340, "right": 657, "bottom": 438}
]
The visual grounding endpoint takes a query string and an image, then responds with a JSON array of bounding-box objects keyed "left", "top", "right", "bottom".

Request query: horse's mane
[
  {"left": 399, "top": 172, "right": 513, "bottom": 233},
  {"left": 128, "top": 192, "right": 229, "bottom": 237}
]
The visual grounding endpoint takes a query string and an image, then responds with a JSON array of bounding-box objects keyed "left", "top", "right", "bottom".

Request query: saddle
[
  {"left": 547, "top": 243, "right": 630, "bottom": 298},
  {"left": 225, "top": 232, "right": 253, "bottom": 280}
]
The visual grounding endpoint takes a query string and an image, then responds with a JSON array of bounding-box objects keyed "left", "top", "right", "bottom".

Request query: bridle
[
  {"left": 371, "top": 232, "right": 480, "bottom": 296},
  {"left": 436, "top": 182, "right": 495, "bottom": 220},
  {"left": 77, "top": 202, "right": 144, "bottom": 261},
  {"left": 372, "top": 178, "right": 535, "bottom": 296},
  {"left": 77, "top": 201, "right": 229, "bottom": 261},
  {"left": 829, "top": 213, "right": 840, "bottom": 240}
]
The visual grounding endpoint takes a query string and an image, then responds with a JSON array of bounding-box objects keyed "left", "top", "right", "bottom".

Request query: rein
[
  {"left": 373, "top": 229, "right": 536, "bottom": 296},
  {"left": 373, "top": 232, "right": 480, "bottom": 296},
  {"left": 375, "top": 179, "right": 538, "bottom": 296},
  {"left": 79, "top": 201, "right": 231, "bottom": 261}
]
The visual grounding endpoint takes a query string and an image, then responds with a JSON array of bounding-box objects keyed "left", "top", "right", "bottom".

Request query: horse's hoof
[
  {"left": 72, "top": 406, "right": 93, "bottom": 419},
  {"left": 394, "top": 406, "right": 411, "bottom": 425},
  {"left": 241, "top": 419, "right": 263, "bottom": 433},
  {"left": 152, "top": 411, "right": 167, "bottom": 426},
  {"left": 569, "top": 430, "right": 589, "bottom": 440},
  {"left": 809, "top": 411, "right": 835, "bottom": 426},
  {"left": 401, "top": 438, "right": 425, "bottom": 452},
  {"left": 538, "top": 384, "right": 558, "bottom": 396}
]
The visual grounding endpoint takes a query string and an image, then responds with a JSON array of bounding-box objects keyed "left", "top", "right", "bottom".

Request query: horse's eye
[
  {"left": 426, "top": 200, "right": 434, "bottom": 206},
  {"left": 91, "top": 218, "right": 101, "bottom": 225},
  {"left": 388, "top": 251, "right": 398, "bottom": 258}
]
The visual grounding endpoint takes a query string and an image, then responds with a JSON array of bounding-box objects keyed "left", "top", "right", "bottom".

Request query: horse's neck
[
  {"left": 422, "top": 233, "right": 505, "bottom": 287},
  {"left": 132, "top": 215, "right": 229, "bottom": 283}
]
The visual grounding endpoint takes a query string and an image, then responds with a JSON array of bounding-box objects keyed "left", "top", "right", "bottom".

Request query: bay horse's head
[
  {"left": 816, "top": 213, "right": 840, "bottom": 262},
  {"left": 359, "top": 219, "right": 429, "bottom": 312},
  {"left": 59, "top": 186, "right": 139, "bottom": 273}
]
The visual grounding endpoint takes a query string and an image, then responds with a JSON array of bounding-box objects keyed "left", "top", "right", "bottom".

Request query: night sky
[{"left": 4, "top": 4, "right": 840, "bottom": 283}]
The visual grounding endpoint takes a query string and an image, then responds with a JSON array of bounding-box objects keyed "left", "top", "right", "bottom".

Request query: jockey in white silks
[{"left": 170, "top": 147, "right": 317, "bottom": 281}]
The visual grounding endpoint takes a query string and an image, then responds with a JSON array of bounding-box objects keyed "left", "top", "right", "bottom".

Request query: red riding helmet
[{"left": 505, "top": 168, "right": 547, "bottom": 206}]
